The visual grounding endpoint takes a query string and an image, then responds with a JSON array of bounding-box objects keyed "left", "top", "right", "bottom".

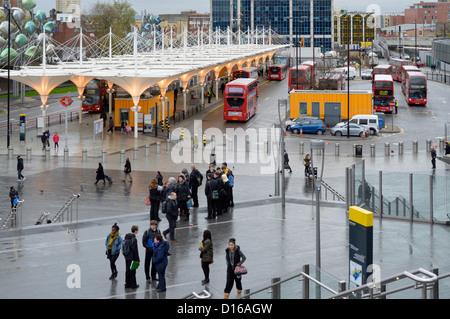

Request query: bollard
[
  {"left": 8, "top": 146, "right": 13, "bottom": 159},
  {"left": 133, "top": 147, "right": 138, "bottom": 160},
  {"left": 413, "top": 140, "right": 418, "bottom": 154},
  {"left": 145, "top": 144, "right": 150, "bottom": 157},
  {"left": 156, "top": 142, "right": 161, "bottom": 154},
  {"left": 64, "top": 147, "right": 69, "bottom": 161},
  {"left": 82, "top": 149, "right": 87, "bottom": 162},
  {"left": 120, "top": 150, "right": 125, "bottom": 163},
  {"left": 102, "top": 149, "right": 107, "bottom": 162},
  {"left": 353, "top": 144, "right": 356, "bottom": 157},
  {"left": 370, "top": 144, "right": 375, "bottom": 157},
  {"left": 398, "top": 141, "right": 404, "bottom": 155},
  {"left": 335, "top": 143, "right": 340, "bottom": 156},
  {"left": 45, "top": 147, "right": 50, "bottom": 160},
  {"left": 299, "top": 141, "right": 304, "bottom": 155},
  {"left": 246, "top": 138, "right": 250, "bottom": 153},
  {"left": 26, "top": 147, "right": 32, "bottom": 160},
  {"left": 439, "top": 138, "right": 444, "bottom": 152},
  {"left": 264, "top": 140, "right": 268, "bottom": 154},
  {"left": 385, "top": 143, "right": 390, "bottom": 156},
  {"left": 166, "top": 139, "right": 171, "bottom": 151}
]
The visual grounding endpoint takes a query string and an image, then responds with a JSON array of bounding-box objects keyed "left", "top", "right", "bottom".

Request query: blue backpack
[
  {"left": 228, "top": 174, "right": 234, "bottom": 187},
  {"left": 121, "top": 237, "right": 131, "bottom": 256}
]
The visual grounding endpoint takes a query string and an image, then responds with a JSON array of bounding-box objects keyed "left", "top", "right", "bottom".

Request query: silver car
[{"left": 330, "top": 123, "right": 370, "bottom": 137}]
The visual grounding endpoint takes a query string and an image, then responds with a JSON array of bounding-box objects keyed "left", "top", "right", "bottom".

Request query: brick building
[{"left": 404, "top": 0, "right": 450, "bottom": 24}]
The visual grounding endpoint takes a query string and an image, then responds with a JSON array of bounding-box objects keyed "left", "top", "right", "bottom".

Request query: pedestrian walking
[
  {"left": 152, "top": 233, "right": 170, "bottom": 292},
  {"left": 431, "top": 146, "right": 437, "bottom": 170},
  {"left": 224, "top": 238, "right": 247, "bottom": 299},
  {"left": 107, "top": 116, "right": 114, "bottom": 133},
  {"left": 162, "top": 192, "right": 179, "bottom": 243},
  {"left": 121, "top": 120, "right": 126, "bottom": 134},
  {"left": 9, "top": 186, "right": 19, "bottom": 208},
  {"left": 105, "top": 223, "right": 123, "bottom": 280},
  {"left": 220, "top": 82, "right": 225, "bottom": 96},
  {"left": 394, "top": 100, "right": 398, "bottom": 114},
  {"left": 17, "top": 156, "right": 25, "bottom": 181},
  {"left": 199, "top": 230, "right": 213, "bottom": 285},
  {"left": 41, "top": 132, "right": 47, "bottom": 150},
  {"left": 149, "top": 179, "right": 162, "bottom": 221},
  {"left": 123, "top": 158, "right": 133, "bottom": 182},
  {"left": 177, "top": 174, "right": 191, "bottom": 221},
  {"left": 189, "top": 165, "right": 203, "bottom": 207},
  {"left": 445, "top": 142, "right": 450, "bottom": 155},
  {"left": 123, "top": 225, "right": 140, "bottom": 289},
  {"left": 284, "top": 150, "right": 292, "bottom": 173},
  {"left": 205, "top": 173, "right": 219, "bottom": 219},
  {"left": 53, "top": 132, "right": 60, "bottom": 151},
  {"left": 95, "top": 163, "right": 106, "bottom": 185},
  {"left": 303, "top": 154, "right": 311, "bottom": 177},
  {"left": 142, "top": 220, "right": 161, "bottom": 283},
  {"left": 45, "top": 130, "right": 50, "bottom": 147}
]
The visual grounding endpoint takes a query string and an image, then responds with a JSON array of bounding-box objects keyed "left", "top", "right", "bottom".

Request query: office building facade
[
  {"left": 211, "top": 0, "right": 333, "bottom": 52},
  {"left": 333, "top": 9, "right": 375, "bottom": 46}
]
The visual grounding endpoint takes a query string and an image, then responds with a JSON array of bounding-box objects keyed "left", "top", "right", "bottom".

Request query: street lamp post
[
  {"left": 4, "top": 1, "right": 11, "bottom": 148},
  {"left": 347, "top": 15, "right": 351, "bottom": 138}
]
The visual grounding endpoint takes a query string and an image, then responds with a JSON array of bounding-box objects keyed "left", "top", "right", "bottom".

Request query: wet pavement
[{"left": 0, "top": 81, "right": 450, "bottom": 299}]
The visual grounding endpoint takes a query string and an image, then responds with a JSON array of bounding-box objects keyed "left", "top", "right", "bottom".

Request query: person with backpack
[
  {"left": 105, "top": 223, "right": 123, "bottom": 280},
  {"left": 162, "top": 192, "right": 179, "bottom": 243},
  {"left": 189, "top": 165, "right": 203, "bottom": 208},
  {"left": 123, "top": 225, "right": 140, "bottom": 289},
  {"left": 9, "top": 186, "right": 19, "bottom": 208},
  {"left": 142, "top": 220, "right": 161, "bottom": 283},
  {"left": 152, "top": 234, "right": 170, "bottom": 292}
]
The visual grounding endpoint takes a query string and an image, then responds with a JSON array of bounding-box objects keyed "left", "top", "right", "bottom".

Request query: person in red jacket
[{"left": 53, "top": 132, "right": 60, "bottom": 151}]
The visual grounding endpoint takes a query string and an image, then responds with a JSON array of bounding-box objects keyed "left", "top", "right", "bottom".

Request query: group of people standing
[
  {"left": 105, "top": 221, "right": 246, "bottom": 298},
  {"left": 40, "top": 130, "right": 59, "bottom": 151}
]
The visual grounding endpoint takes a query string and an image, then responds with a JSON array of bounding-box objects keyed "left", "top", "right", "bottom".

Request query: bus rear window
[{"left": 226, "top": 98, "right": 245, "bottom": 108}]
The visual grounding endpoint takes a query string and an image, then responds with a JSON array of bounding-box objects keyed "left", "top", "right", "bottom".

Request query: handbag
[
  {"left": 234, "top": 265, "right": 247, "bottom": 276},
  {"left": 212, "top": 189, "right": 219, "bottom": 200},
  {"left": 187, "top": 198, "right": 193, "bottom": 208},
  {"left": 144, "top": 195, "right": 150, "bottom": 205}
]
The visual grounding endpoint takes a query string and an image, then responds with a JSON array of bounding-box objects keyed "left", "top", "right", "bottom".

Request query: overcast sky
[{"left": 36, "top": 0, "right": 413, "bottom": 15}]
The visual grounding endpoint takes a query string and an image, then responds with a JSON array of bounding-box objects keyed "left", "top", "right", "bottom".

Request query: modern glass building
[{"left": 210, "top": 0, "right": 333, "bottom": 52}]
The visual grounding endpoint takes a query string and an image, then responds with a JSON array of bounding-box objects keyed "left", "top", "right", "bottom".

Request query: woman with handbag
[
  {"left": 199, "top": 230, "right": 213, "bottom": 285},
  {"left": 224, "top": 238, "right": 246, "bottom": 299}
]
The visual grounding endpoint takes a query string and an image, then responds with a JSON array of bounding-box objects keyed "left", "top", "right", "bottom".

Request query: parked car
[
  {"left": 285, "top": 116, "right": 318, "bottom": 131},
  {"left": 361, "top": 69, "right": 372, "bottom": 80},
  {"left": 330, "top": 123, "right": 370, "bottom": 137},
  {"left": 289, "top": 119, "right": 327, "bottom": 135},
  {"left": 336, "top": 114, "right": 380, "bottom": 135}
]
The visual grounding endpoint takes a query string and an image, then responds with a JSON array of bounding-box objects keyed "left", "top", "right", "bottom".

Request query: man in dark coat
[
  {"left": 142, "top": 220, "right": 161, "bottom": 282},
  {"left": 17, "top": 156, "right": 25, "bottom": 181},
  {"left": 162, "top": 192, "right": 179, "bottom": 242},
  {"left": 124, "top": 225, "right": 140, "bottom": 289},
  {"left": 205, "top": 173, "right": 219, "bottom": 219},
  {"left": 189, "top": 165, "right": 203, "bottom": 207}
]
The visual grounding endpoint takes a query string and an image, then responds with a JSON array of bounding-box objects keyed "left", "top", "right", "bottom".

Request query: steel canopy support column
[{"left": 131, "top": 96, "right": 141, "bottom": 139}]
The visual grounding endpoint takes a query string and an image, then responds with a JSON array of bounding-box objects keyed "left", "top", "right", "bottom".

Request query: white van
[
  {"left": 348, "top": 115, "right": 379, "bottom": 135},
  {"left": 335, "top": 67, "right": 356, "bottom": 80}
]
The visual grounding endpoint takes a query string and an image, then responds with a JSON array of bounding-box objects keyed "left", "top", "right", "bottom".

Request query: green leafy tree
[{"left": 88, "top": 0, "right": 136, "bottom": 38}]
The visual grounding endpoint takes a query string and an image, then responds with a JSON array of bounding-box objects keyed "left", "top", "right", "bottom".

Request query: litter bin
[{"left": 355, "top": 145, "right": 363, "bottom": 157}]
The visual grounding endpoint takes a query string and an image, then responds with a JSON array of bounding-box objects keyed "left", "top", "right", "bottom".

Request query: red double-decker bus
[
  {"left": 389, "top": 58, "right": 412, "bottom": 82},
  {"left": 373, "top": 74, "right": 395, "bottom": 112},
  {"left": 404, "top": 71, "right": 427, "bottom": 105},
  {"left": 232, "top": 67, "right": 259, "bottom": 80},
  {"left": 288, "top": 65, "right": 312, "bottom": 92},
  {"left": 318, "top": 73, "right": 342, "bottom": 90},
  {"left": 372, "top": 64, "right": 392, "bottom": 81},
  {"left": 223, "top": 78, "right": 258, "bottom": 121},
  {"left": 268, "top": 63, "right": 288, "bottom": 81},
  {"left": 329, "top": 69, "right": 345, "bottom": 90},
  {"left": 82, "top": 79, "right": 108, "bottom": 112},
  {"left": 400, "top": 65, "right": 420, "bottom": 95}
]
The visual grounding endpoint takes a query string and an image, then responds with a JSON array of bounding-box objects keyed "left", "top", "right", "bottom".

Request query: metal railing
[
  {"left": 1, "top": 200, "right": 24, "bottom": 230},
  {"left": 238, "top": 264, "right": 450, "bottom": 299},
  {"left": 50, "top": 194, "right": 80, "bottom": 224}
]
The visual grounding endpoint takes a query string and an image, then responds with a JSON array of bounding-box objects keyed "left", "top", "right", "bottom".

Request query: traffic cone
[
  {"left": 362, "top": 131, "right": 366, "bottom": 138},
  {"left": 300, "top": 128, "right": 303, "bottom": 136}
]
